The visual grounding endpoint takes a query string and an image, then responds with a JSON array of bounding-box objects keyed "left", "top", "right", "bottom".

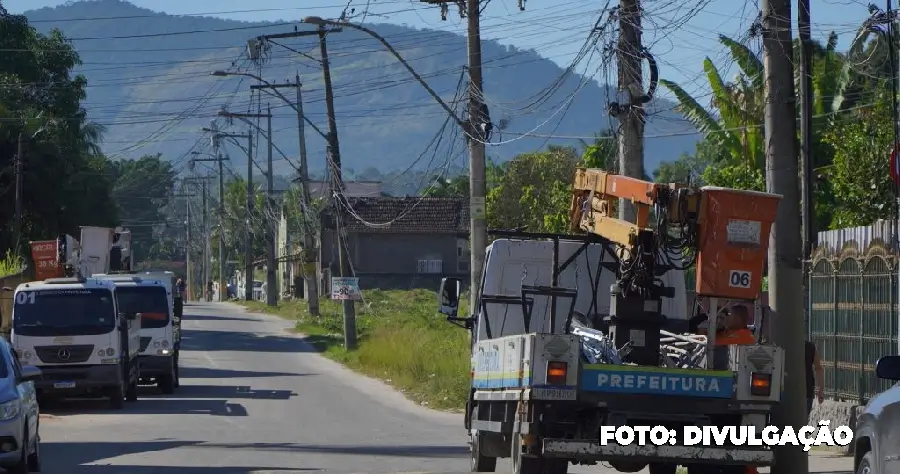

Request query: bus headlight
[{"left": 97, "top": 347, "right": 115, "bottom": 357}]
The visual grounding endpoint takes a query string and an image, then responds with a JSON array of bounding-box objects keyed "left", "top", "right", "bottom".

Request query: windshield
[
  {"left": 13, "top": 288, "right": 116, "bottom": 337},
  {"left": 115, "top": 286, "right": 170, "bottom": 329}
]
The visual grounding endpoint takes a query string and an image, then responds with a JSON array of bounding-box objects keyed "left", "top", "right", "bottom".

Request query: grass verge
[
  {"left": 0, "top": 250, "right": 24, "bottom": 278},
  {"left": 240, "top": 289, "right": 470, "bottom": 411}
]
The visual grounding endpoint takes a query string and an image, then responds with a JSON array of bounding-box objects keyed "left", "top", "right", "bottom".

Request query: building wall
[{"left": 319, "top": 230, "right": 469, "bottom": 290}]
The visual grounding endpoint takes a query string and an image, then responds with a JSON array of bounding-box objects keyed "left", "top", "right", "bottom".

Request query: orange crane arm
[
  {"left": 569, "top": 168, "right": 696, "bottom": 248},
  {"left": 569, "top": 167, "right": 782, "bottom": 300}
]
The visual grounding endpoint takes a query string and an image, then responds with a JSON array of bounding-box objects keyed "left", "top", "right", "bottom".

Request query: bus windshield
[
  {"left": 13, "top": 288, "right": 117, "bottom": 337},
  {"left": 115, "top": 286, "right": 170, "bottom": 329}
]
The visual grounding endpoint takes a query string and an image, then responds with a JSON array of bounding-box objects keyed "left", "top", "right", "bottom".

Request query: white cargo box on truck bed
[{"left": 472, "top": 333, "right": 581, "bottom": 401}]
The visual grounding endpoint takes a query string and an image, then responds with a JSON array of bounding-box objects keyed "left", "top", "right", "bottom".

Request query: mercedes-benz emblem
[{"left": 57, "top": 349, "right": 71, "bottom": 361}]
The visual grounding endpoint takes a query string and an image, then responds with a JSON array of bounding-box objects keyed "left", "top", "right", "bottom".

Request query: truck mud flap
[{"left": 541, "top": 439, "right": 774, "bottom": 465}]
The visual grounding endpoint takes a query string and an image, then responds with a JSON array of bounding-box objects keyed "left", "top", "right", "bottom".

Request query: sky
[{"left": 1, "top": 0, "right": 877, "bottom": 106}]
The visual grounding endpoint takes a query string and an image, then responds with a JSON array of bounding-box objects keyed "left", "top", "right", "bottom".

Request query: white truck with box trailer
[
  {"left": 93, "top": 274, "right": 179, "bottom": 393},
  {"left": 11, "top": 277, "right": 141, "bottom": 409}
]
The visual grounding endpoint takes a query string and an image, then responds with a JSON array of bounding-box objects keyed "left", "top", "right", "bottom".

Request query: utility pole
[
  {"left": 887, "top": 1, "right": 900, "bottom": 255},
  {"left": 255, "top": 21, "right": 354, "bottom": 341},
  {"left": 192, "top": 136, "right": 232, "bottom": 302},
  {"left": 616, "top": 0, "right": 645, "bottom": 222},
  {"left": 798, "top": 0, "right": 814, "bottom": 334},
  {"left": 13, "top": 132, "right": 23, "bottom": 253},
  {"left": 316, "top": 24, "right": 357, "bottom": 350},
  {"left": 464, "top": 0, "right": 488, "bottom": 320},
  {"left": 184, "top": 184, "right": 192, "bottom": 301},
  {"left": 172, "top": 192, "right": 197, "bottom": 300},
  {"left": 265, "top": 104, "right": 277, "bottom": 307},
  {"left": 184, "top": 176, "right": 214, "bottom": 302},
  {"left": 416, "top": 0, "right": 490, "bottom": 319},
  {"left": 215, "top": 113, "right": 269, "bottom": 302},
  {"left": 761, "top": 0, "right": 807, "bottom": 472},
  {"left": 181, "top": 189, "right": 194, "bottom": 301},
  {"left": 202, "top": 180, "right": 210, "bottom": 300},
  {"left": 251, "top": 76, "right": 320, "bottom": 315}
]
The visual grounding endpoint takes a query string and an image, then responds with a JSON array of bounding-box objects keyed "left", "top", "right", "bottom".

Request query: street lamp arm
[{"left": 302, "top": 17, "right": 465, "bottom": 129}]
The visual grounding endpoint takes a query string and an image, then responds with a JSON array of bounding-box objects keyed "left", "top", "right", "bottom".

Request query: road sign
[
  {"left": 331, "top": 277, "right": 361, "bottom": 301},
  {"left": 891, "top": 145, "right": 900, "bottom": 186}
]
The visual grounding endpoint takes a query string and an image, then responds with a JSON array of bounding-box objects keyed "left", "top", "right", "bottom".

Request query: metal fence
[{"left": 809, "top": 225, "right": 898, "bottom": 403}]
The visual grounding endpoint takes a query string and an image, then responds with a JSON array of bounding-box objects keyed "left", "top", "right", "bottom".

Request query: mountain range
[{"left": 22, "top": 0, "right": 698, "bottom": 185}]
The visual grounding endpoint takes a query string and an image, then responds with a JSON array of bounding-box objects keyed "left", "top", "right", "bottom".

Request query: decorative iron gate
[{"left": 809, "top": 244, "right": 897, "bottom": 403}]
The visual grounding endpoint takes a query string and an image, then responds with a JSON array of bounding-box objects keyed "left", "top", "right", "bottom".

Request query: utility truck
[
  {"left": 93, "top": 274, "right": 179, "bottom": 393},
  {"left": 11, "top": 277, "right": 141, "bottom": 409},
  {"left": 138, "top": 271, "right": 181, "bottom": 352},
  {"left": 438, "top": 169, "right": 785, "bottom": 474}
]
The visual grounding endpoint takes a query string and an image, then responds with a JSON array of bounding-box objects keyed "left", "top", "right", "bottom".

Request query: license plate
[
  {"left": 532, "top": 387, "right": 577, "bottom": 400},
  {"left": 53, "top": 381, "right": 75, "bottom": 389}
]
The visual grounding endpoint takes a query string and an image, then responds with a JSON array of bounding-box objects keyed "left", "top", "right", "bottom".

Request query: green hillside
[{"left": 23, "top": 0, "right": 698, "bottom": 183}]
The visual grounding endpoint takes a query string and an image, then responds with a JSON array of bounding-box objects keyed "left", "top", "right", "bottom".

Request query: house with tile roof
[{"left": 315, "top": 196, "right": 471, "bottom": 291}]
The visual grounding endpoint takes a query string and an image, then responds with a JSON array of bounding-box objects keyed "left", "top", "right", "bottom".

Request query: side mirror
[
  {"left": 876, "top": 355, "right": 900, "bottom": 380},
  {"left": 438, "top": 277, "right": 462, "bottom": 317},
  {"left": 124, "top": 312, "right": 139, "bottom": 321},
  {"left": 20, "top": 365, "right": 41, "bottom": 383}
]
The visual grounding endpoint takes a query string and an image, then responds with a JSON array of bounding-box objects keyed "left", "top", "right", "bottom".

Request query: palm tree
[
  {"left": 660, "top": 34, "right": 851, "bottom": 173},
  {"left": 78, "top": 121, "right": 106, "bottom": 157}
]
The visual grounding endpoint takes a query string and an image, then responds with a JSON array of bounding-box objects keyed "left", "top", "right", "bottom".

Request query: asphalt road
[{"left": 36, "top": 302, "right": 853, "bottom": 474}]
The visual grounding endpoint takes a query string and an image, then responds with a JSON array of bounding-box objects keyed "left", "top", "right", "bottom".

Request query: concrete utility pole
[
  {"left": 304, "top": 12, "right": 486, "bottom": 320},
  {"left": 13, "top": 132, "right": 23, "bottom": 253},
  {"left": 464, "top": 0, "right": 489, "bottom": 320},
  {"left": 798, "top": 0, "right": 814, "bottom": 333},
  {"left": 315, "top": 24, "right": 358, "bottom": 350},
  {"left": 172, "top": 189, "right": 196, "bottom": 300},
  {"left": 193, "top": 133, "right": 233, "bottom": 302},
  {"left": 251, "top": 76, "right": 320, "bottom": 315},
  {"left": 184, "top": 176, "right": 214, "bottom": 302},
  {"left": 265, "top": 104, "right": 276, "bottom": 307},
  {"left": 216, "top": 112, "right": 271, "bottom": 303},
  {"left": 202, "top": 180, "right": 210, "bottom": 299},
  {"left": 616, "top": 0, "right": 645, "bottom": 222},
  {"left": 798, "top": 0, "right": 814, "bottom": 258},
  {"left": 260, "top": 19, "right": 355, "bottom": 346},
  {"left": 185, "top": 189, "right": 191, "bottom": 300},
  {"left": 761, "top": 0, "right": 807, "bottom": 472}
]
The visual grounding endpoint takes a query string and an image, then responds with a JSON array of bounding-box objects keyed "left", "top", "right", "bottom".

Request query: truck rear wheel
[
  {"left": 470, "top": 431, "right": 496, "bottom": 472},
  {"left": 510, "top": 433, "right": 541, "bottom": 474}
]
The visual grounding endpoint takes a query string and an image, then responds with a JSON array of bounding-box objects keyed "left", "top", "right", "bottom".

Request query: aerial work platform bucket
[{"left": 695, "top": 187, "right": 782, "bottom": 300}]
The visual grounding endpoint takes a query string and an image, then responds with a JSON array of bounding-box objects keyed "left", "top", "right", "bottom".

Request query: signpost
[{"left": 331, "top": 277, "right": 361, "bottom": 301}]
